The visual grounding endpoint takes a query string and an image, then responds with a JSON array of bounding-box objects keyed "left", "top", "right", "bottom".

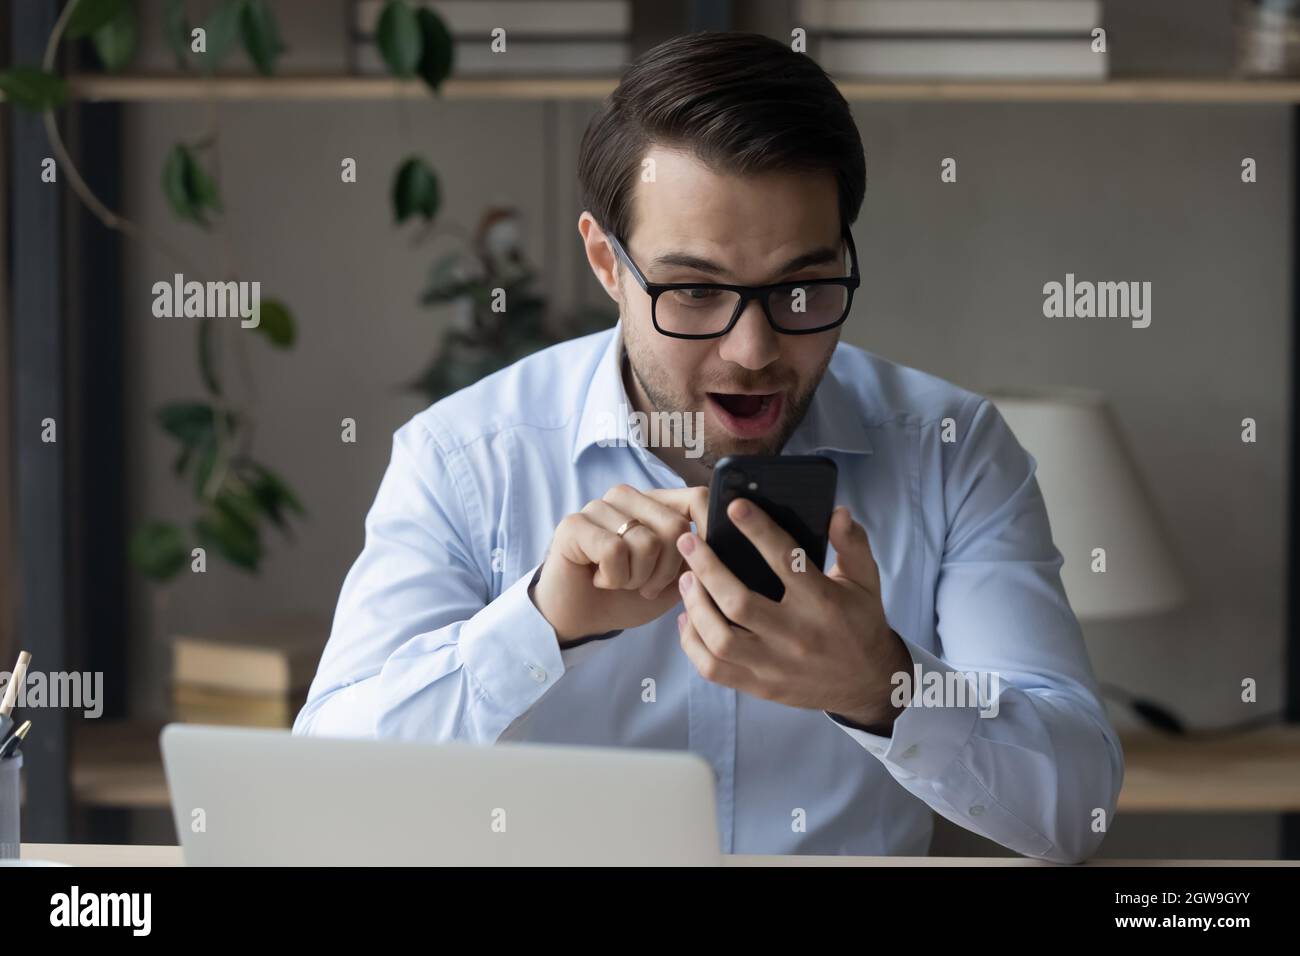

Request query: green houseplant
[
  {"left": 0, "top": 0, "right": 456, "bottom": 580},
  {"left": 0, "top": 0, "right": 612, "bottom": 573},
  {"left": 411, "top": 206, "right": 614, "bottom": 402}
]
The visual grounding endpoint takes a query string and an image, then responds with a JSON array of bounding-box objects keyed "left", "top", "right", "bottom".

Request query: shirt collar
[{"left": 572, "top": 320, "right": 873, "bottom": 464}]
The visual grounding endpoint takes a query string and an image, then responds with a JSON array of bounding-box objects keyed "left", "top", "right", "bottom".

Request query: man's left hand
[{"left": 674, "top": 500, "right": 913, "bottom": 732}]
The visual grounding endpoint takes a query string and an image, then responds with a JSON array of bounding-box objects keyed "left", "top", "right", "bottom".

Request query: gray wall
[{"left": 119, "top": 0, "right": 1288, "bottom": 858}]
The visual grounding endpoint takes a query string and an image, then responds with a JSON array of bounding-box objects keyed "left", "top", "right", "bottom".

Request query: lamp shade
[{"left": 988, "top": 389, "right": 1186, "bottom": 620}]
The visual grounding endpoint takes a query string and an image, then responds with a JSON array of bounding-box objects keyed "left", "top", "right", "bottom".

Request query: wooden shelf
[
  {"left": 43, "top": 74, "right": 1300, "bottom": 104},
  {"left": 68, "top": 718, "right": 1300, "bottom": 813},
  {"left": 66, "top": 74, "right": 619, "bottom": 102},
  {"left": 1119, "top": 726, "right": 1300, "bottom": 813}
]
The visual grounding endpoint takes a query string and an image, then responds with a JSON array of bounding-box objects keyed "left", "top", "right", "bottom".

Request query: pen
[
  {"left": 0, "top": 720, "right": 30, "bottom": 760},
  {"left": 0, "top": 650, "right": 31, "bottom": 740}
]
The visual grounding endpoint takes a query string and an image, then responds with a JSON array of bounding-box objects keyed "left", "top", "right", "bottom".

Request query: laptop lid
[{"left": 161, "top": 724, "right": 721, "bottom": 866}]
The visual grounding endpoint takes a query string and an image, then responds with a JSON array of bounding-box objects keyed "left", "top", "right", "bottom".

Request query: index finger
[{"left": 644, "top": 486, "right": 710, "bottom": 539}]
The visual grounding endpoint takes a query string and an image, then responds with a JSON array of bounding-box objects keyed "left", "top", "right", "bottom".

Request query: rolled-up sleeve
[
  {"left": 293, "top": 420, "right": 599, "bottom": 743},
  {"left": 827, "top": 397, "right": 1125, "bottom": 864}
]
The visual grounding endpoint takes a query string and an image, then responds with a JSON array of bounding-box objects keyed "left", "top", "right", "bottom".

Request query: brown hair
[{"left": 578, "top": 32, "right": 866, "bottom": 243}]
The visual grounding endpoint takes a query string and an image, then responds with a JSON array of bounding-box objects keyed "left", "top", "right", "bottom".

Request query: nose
[{"left": 717, "top": 297, "right": 781, "bottom": 371}]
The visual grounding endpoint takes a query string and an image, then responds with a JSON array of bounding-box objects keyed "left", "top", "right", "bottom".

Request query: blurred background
[{"left": 1, "top": 0, "right": 1298, "bottom": 858}]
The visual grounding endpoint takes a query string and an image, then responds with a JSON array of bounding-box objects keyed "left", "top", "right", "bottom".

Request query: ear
[{"left": 578, "top": 212, "right": 622, "bottom": 304}]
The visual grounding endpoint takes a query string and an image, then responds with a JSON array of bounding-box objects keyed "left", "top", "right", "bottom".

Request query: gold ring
[{"left": 615, "top": 518, "right": 641, "bottom": 538}]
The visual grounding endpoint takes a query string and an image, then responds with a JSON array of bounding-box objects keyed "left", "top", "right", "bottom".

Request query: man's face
[{"left": 593, "top": 146, "right": 846, "bottom": 472}]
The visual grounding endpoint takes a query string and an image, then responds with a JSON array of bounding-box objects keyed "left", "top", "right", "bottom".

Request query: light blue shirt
[{"left": 295, "top": 322, "right": 1123, "bottom": 862}]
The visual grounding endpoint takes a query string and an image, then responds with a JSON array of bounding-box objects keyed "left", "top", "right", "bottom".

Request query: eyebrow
[{"left": 648, "top": 245, "right": 842, "bottom": 281}]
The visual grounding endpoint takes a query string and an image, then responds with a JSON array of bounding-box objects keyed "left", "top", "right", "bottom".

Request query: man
[{"left": 295, "top": 32, "right": 1123, "bottom": 862}]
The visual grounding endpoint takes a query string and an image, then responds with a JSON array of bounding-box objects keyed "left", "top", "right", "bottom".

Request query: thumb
[{"left": 826, "top": 506, "right": 880, "bottom": 592}]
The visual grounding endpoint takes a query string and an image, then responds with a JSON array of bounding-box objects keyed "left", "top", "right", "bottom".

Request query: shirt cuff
[
  {"left": 824, "top": 637, "right": 982, "bottom": 779},
  {"left": 516, "top": 562, "right": 625, "bottom": 667},
  {"left": 457, "top": 562, "right": 572, "bottom": 731}
]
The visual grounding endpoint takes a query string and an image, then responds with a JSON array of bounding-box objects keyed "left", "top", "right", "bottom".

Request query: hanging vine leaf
[
  {"left": 158, "top": 401, "right": 221, "bottom": 446},
  {"left": 238, "top": 461, "right": 305, "bottom": 532},
  {"left": 0, "top": 68, "right": 66, "bottom": 110},
  {"left": 157, "top": 403, "right": 239, "bottom": 457},
  {"left": 129, "top": 521, "right": 189, "bottom": 580},
  {"left": 215, "top": 487, "right": 261, "bottom": 535},
  {"left": 241, "top": 0, "right": 284, "bottom": 75},
  {"left": 66, "top": 0, "right": 131, "bottom": 39},
  {"left": 162, "top": 144, "right": 222, "bottom": 227},
  {"left": 191, "top": 435, "right": 219, "bottom": 498},
  {"left": 376, "top": 0, "right": 421, "bottom": 77},
  {"left": 252, "top": 299, "right": 295, "bottom": 347},
  {"left": 195, "top": 508, "right": 261, "bottom": 572},
  {"left": 162, "top": 0, "right": 191, "bottom": 66},
  {"left": 392, "top": 156, "right": 439, "bottom": 223},
  {"left": 91, "top": 5, "right": 138, "bottom": 72},
  {"left": 415, "top": 7, "right": 454, "bottom": 92},
  {"left": 201, "top": 0, "right": 245, "bottom": 71}
]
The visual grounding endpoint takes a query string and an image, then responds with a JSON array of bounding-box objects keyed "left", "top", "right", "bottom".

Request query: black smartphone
[{"left": 705, "top": 455, "right": 838, "bottom": 603}]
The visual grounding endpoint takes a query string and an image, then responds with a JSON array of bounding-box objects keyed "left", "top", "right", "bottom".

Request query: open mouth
[{"left": 706, "top": 391, "right": 783, "bottom": 438}]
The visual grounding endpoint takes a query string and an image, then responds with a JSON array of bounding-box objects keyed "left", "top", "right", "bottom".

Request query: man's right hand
[{"left": 529, "top": 484, "right": 709, "bottom": 645}]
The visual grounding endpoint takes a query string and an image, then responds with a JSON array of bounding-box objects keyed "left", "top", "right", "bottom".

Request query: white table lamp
[{"left": 987, "top": 388, "right": 1186, "bottom": 620}]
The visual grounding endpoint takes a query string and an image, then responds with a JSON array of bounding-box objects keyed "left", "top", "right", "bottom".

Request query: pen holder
[{"left": 0, "top": 752, "right": 21, "bottom": 859}]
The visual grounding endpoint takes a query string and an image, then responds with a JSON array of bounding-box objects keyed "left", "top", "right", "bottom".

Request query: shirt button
[
  {"left": 526, "top": 663, "right": 547, "bottom": 683},
  {"left": 970, "top": 805, "right": 985, "bottom": 816},
  {"left": 901, "top": 744, "right": 918, "bottom": 759}
]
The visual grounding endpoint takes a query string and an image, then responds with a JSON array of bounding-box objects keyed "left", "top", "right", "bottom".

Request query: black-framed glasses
[{"left": 606, "top": 228, "right": 860, "bottom": 339}]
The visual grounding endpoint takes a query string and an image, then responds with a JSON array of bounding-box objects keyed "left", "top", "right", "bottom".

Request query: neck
[{"left": 621, "top": 350, "right": 711, "bottom": 488}]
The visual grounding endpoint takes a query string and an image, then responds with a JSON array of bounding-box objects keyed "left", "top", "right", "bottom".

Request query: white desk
[{"left": 19, "top": 844, "right": 1300, "bottom": 866}]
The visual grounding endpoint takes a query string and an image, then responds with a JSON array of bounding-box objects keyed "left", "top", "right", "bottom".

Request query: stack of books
[
  {"left": 171, "top": 615, "right": 328, "bottom": 729},
  {"left": 351, "top": 0, "right": 631, "bottom": 76},
  {"left": 798, "top": 0, "right": 1107, "bottom": 80}
]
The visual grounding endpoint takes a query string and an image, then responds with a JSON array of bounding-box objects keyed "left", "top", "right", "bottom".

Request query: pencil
[{"left": 0, "top": 650, "right": 31, "bottom": 739}]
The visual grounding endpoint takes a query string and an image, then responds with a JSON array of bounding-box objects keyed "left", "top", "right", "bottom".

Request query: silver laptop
[{"left": 160, "top": 724, "right": 721, "bottom": 866}]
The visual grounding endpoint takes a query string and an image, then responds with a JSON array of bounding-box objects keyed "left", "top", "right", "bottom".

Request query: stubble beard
[{"left": 622, "top": 326, "right": 831, "bottom": 475}]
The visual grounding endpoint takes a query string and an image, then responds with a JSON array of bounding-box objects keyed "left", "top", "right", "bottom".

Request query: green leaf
[
  {"left": 188, "top": 152, "right": 221, "bottom": 209},
  {"left": 376, "top": 0, "right": 421, "bottom": 77},
  {"left": 162, "top": 144, "right": 221, "bottom": 227},
  {"left": 201, "top": 0, "right": 244, "bottom": 71},
  {"left": 0, "top": 68, "right": 67, "bottom": 110},
  {"left": 157, "top": 402, "right": 237, "bottom": 476},
  {"left": 161, "top": 146, "right": 193, "bottom": 221},
  {"left": 92, "top": 6, "right": 138, "bottom": 72},
  {"left": 240, "top": 0, "right": 283, "bottom": 76},
  {"left": 215, "top": 488, "right": 260, "bottom": 536},
  {"left": 157, "top": 401, "right": 217, "bottom": 446},
  {"left": 415, "top": 8, "right": 455, "bottom": 92},
  {"left": 66, "top": 0, "right": 130, "bottom": 40},
  {"left": 129, "top": 521, "right": 189, "bottom": 580},
  {"left": 192, "top": 436, "right": 218, "bottom": 497},
  {"left": 391, "top": 156, "right": 439, "bottom": 224},
  {"left": 163, "top": 0, "right": 191, "bottom": 66},
  {"left": 238, "top": 462, "right": 304, "bottom": 532},
  {"left": 194, "top": 508, "right": 261, "bottom": 572},
  {"left": 251, "top": 298, "right": 294, "bottom": 347}
]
